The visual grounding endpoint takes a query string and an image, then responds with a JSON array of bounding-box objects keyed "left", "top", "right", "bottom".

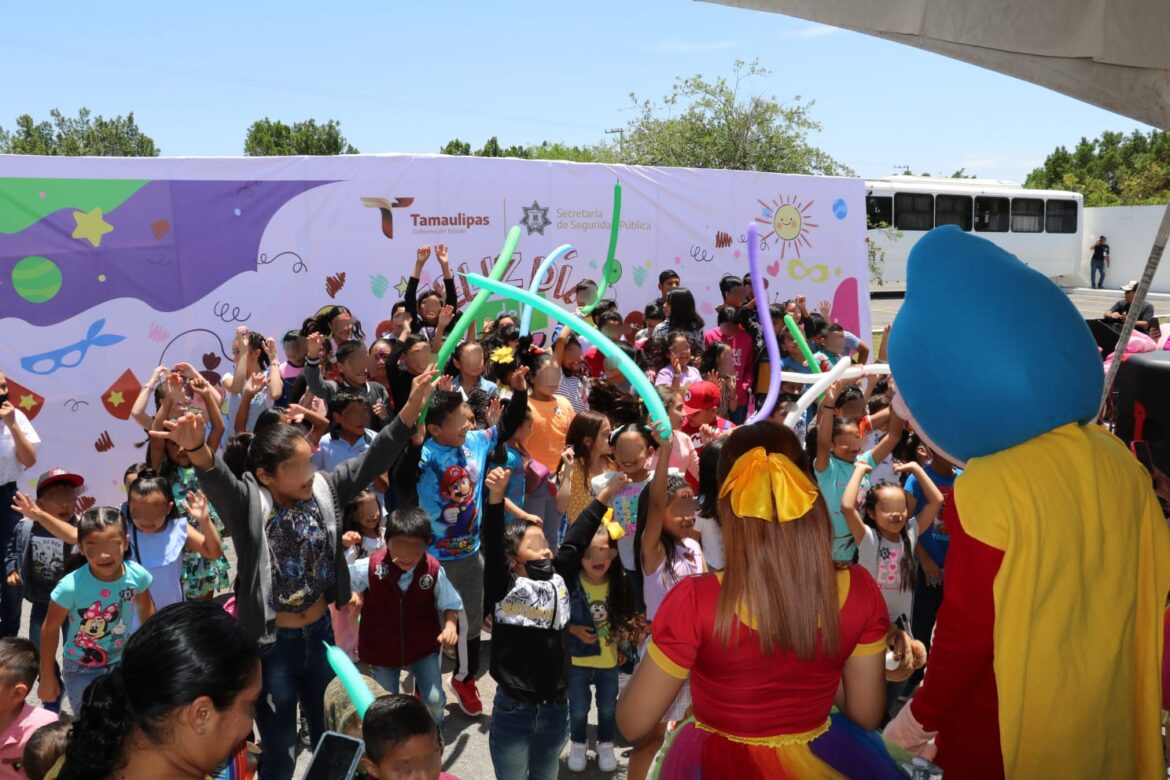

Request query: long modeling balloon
[
  {"left": 324, "top": 642, "right": 376, "bottom": 719},
  {"left": 745, "top": 223, "right": 783, "bottom": 424},
  {"left": 783, "top": 354, "right": 853, "bottom": 429},
  {"left": 420, "top": 225, "right": 522, "bottom": 423},
  {"left": 519, "top": 243, "right": 574, "bottom": 336},
  {"left": 464, "top": 272, "right": 673, "bottom": 438},
  {"left": 783, "top": 314, "right": 822, "bottom": 376},
  {"left": 579, "top": 181, "right": 622, "bottom": 317},
  {"left": 778, "top": 364, "right": 890, "bottom": 385}
]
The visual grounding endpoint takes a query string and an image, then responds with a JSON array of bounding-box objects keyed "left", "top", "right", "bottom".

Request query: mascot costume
[{"left": 883, "top": 226, "right": 1170, "bottom": 778}]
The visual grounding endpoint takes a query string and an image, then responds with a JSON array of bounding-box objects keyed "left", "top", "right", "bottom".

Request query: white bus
[{"left": 864, "top": 176, "right": 1085, "bottom": 287}]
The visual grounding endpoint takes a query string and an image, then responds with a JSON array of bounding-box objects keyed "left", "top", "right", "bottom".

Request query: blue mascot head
[{"left": 888, "top": 226, "right": 1103, "bottom": 465}]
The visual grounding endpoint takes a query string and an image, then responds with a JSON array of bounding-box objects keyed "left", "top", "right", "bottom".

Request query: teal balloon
[
  {"left": 421, "top": 225, "right": 522, "bottom": 424},
  {"left": 465, "top": 272, "right": 672, "bottom": 439},
  {"left": 324, "top": 642, "right": 376, "bottom": 719}
]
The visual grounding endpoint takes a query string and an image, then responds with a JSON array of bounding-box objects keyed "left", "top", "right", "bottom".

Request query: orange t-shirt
[
  {"left": 524, "top": 395, "right": 576, "bottom": 472},
  {"left": 647, "top": 566, "right": 889, "bottom": 738}
]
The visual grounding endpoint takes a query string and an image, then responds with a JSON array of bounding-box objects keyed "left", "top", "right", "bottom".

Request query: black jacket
[{"left": 483, "top": 496, "right": 604, "bottom": 703}]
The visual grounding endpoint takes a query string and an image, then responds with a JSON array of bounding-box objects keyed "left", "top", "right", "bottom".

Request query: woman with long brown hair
[{"left": 616, "top": 421, "right": 903, "bottom": 778}]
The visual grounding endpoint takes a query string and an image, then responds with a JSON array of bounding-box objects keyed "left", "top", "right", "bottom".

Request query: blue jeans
[
  {"left": 489, "top": 688, "right": 569, "bottom": 780},
  {"left": 0, "top": 483, "right": 24, "bottom": 638},
  {"left": 257, "top": 613, "right": 335, "bottom": 780},
  {"left": 62, "top": 660, "right": 108, "bottom": 714},
  {"left": 371, "top": 652, "right": 446, "bottom": 725},
  {"left": 568, "top": 664, "right": 618, "bottom": 743},
  {"left": 1091, "top": 258, "right": 1106, "bottom": 288},
  {"left": 29, "top": 601, "right": 62, "bottom": 713}
]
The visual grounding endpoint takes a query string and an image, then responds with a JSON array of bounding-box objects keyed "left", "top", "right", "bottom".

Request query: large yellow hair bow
[{"left": 718, "top": 447, "right": 819, "bottom": 523}]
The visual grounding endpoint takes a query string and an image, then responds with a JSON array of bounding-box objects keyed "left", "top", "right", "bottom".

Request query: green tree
[
  {"left": 473, "top": 136, "right": 529, "bottom": 158},
  {"left": 440, "top": 136, "right": 615, "bottom": 163},
  {"left": 618, "top": 59, "right": 850, "bottom": 175},
  {"left": 1025, "top": 129, "right": 1170, "bottom": 205},
  {"left": 0, "top": 108, "right": 158, "bottom": 156},
  {"left": 526, "top": 141, "right": 617, "bottom": 163},
  {"left": 440, "top": 138, "right": 472, "bottom": 155},
  {"left": 243, "top": 118, "right": 358, "bottom": 156}
]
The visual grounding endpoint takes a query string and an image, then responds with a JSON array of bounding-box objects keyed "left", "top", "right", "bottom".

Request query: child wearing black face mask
[{"left": 481, "top": 466, "right": 625, "bottom": 780}]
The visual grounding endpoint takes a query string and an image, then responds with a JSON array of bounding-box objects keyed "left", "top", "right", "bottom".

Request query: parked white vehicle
[{"left": 865, "top": 176, "right": 1084, "bottom": 286}]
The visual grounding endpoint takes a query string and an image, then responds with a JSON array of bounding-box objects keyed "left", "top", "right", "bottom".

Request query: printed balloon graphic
[
  {"left": 0, "top": 178, "right": 332, "bottom": 327},
  {"left": 829, "top": 276, "right": 861, "bottom": 337},
  {"left": 11, "top": 256, "right": 62, "bottom": 303},
  {"left": 102, "top": 368, "right": 141, "bottom": 420},
  {"left": 4, "top": 377, "right": 44, "bottom": 421}
]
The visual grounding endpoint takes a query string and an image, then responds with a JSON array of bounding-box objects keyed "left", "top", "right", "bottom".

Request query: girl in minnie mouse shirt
[{"left": 37, "top": 507, "right": 155, "bottom": 713}]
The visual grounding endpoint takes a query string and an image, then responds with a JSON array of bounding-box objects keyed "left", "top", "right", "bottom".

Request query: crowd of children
[{"left": 0, "top": 246, "right": 960, "bottom": 780}]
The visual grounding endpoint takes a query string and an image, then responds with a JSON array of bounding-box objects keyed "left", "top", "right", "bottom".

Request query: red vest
[{"left": 357, "top": 550, "right": 442, "bottom": 668}]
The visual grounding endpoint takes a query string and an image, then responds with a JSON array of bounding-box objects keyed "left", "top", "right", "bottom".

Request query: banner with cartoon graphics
[{"left": 0, "top": 154, "right": 868, "bottom": 504}]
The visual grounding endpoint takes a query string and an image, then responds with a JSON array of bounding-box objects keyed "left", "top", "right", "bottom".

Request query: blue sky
[{"left": 0, "top": 1, "right": 1152, "bottom": 183}]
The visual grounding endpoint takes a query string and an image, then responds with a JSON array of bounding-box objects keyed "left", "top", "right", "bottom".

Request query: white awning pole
[{"left": 1098, "top": 198, "right": 1170, "bottom": 418}]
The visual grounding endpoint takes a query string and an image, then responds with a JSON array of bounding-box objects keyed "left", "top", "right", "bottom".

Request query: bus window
[
  {"left": 935, "top": 195, "right": 973, "bottom": 231},
  {"left": 894, "top": 193, "right": 934, "bottom": 231},
  {"left": 1045, "top": 199, "right": 1078, "bottom": 233},
  {"left": 866, "top": 195, "right": 893, "bottom": 229},
  {"left": 1011, "top": 198, "right": 1044, "bottom": 233},
  {"left": 975, "top": 196, "right": 1009, "bottom": 232}
]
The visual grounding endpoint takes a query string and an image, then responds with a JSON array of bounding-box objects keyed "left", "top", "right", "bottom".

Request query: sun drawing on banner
[{"left": 755, "top": 195, "right": 818, "bottom": 259}]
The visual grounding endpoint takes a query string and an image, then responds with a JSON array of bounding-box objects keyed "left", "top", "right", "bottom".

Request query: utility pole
[{"left": 605, "top": 128, "right": 624, "bottom": 156}]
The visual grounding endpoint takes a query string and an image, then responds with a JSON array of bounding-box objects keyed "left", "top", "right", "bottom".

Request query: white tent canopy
[
  {"left": 705, "top": 0, "right": 1170, "bottom": 410},
  {"left": 704, "top": 0, "right": 1170, "bottom": 130}
]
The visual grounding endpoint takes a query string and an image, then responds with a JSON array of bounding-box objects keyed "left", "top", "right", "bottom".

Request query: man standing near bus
[{"left": 1089, "top": 235, "right": 1110, "bottom": 289}]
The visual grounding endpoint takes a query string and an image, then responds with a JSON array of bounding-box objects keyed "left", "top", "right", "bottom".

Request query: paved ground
[
  {"left": 868, "top": 285, "right": 1169, "bottom": 331},
  {"left": 290, "top": 638, "right": 627, "bottom": 779}
]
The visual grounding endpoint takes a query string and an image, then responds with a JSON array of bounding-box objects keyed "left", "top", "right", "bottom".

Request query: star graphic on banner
[
  {"left": 106, "top": 390, "right": 125, "bottom": 407},
  {"left": 394, "top": 276, "right": 410, "bottom": 296},
  {"left": 72, "top": 207, "right": 114, "bottom": 247},
  {"left": 519, "top": 201, "right": 551, "bottom": 235},
  {"left": 17, "top": 394, "right": 35, "bottom": 411}
]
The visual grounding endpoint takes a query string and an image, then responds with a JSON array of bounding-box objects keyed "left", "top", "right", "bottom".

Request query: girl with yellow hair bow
[{"left": 618, "top": 422, "right": 902, "bottom": 780}]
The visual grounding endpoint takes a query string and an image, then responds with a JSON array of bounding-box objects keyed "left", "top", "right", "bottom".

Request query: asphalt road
[{"left": 867, "top": 285, "right": 1165, "bottom": 330}]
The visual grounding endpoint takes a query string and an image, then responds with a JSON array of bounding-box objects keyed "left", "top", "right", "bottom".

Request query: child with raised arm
[
  {"left": 150, "top": 367, "right": 437, "bottom": 780},
  {"left": 222, "top": 327, "right": 283, "bottom": 433},
  {"left": 841, "top": 460, "right": 943, "bottom": 629},
  {"left": 814, "top": 381, "right": 905, "bottom": 562},
  {"left": 482, "top": 465, "right": 627, "bottom": 780},
  {"left": 303, "top": 334, "right": 392, "bottom": 432},
  {"left": 148, "top": 371, "right": 231, "bottom": 602},
  {"left": 629, "top": 422, "right": 702, "bottom": 780},
  {"left": 406, "top": 244, "right": 460, "bottom": 341},
  {"left": 417, "top": 369, "right": 530, "bottom": 718}
]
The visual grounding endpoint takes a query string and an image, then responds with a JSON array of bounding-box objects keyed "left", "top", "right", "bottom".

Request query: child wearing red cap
[{"left": 679, "top": 381, "right": 735, "bottom": 450}]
